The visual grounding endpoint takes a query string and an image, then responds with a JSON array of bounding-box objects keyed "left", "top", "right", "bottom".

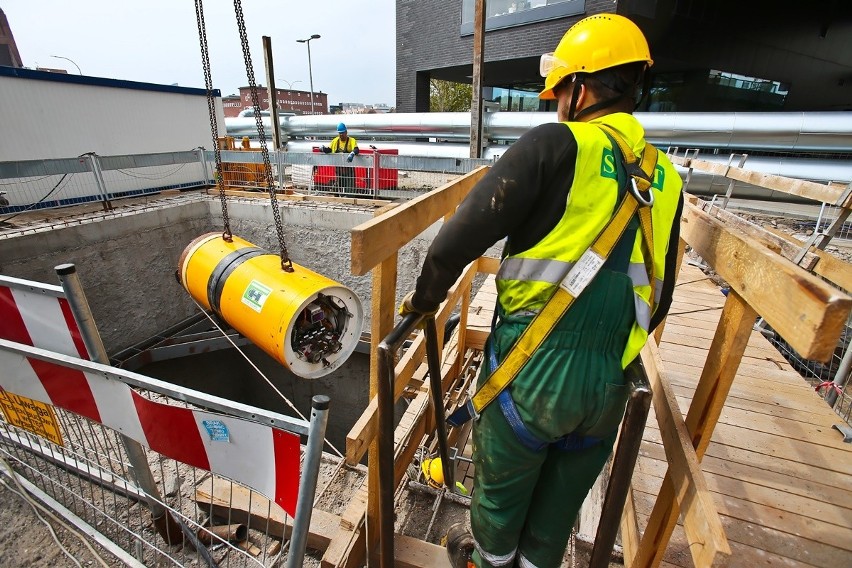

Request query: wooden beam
[
  {"left": 699, "top": 203, "right": 820, "bottom": 270},
  {"left": 477, "top": 255, "right": 501, "bottom": 275},
  {"left": 395, "top": 535, "right": 451, "bottom": 567},
  {"left": 763, "top": 225, "right": 852, "bottom": 294},
  {"left": 350, "top": 167, "right": 489, "bottom": 275},
  {"left": 634, "top": 290, "right": 756, "bottom": 568},
  {"left": 194, "top": 479, "right": 338, "bottom": 551},
  {"left": 670, "top": 156, "right": 847, "bottom": 204},
  {"left": 637, "top": 341, "right": 730, "bottom": 567},
  {"left": 620, "top": 487, "right": 641, "bottom": 568},
  {"left": 680, "top": 200, "right": 851, "bottom": 361}
]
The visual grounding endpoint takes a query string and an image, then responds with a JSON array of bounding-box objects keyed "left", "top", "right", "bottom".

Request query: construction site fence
[
  {"left": 0, "top": 150, "right": 209, "bottom": 217},
  {"left": 0, "top": 272, "right": 328, "bottom": 567}
]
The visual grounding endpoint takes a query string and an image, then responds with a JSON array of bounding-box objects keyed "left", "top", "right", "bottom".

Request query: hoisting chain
[
  {"left": 232, "top": 0, "right": 294, "bottom": 272},
  {"left": 194, "top": 0, "right": 232, "bottom": 241}
]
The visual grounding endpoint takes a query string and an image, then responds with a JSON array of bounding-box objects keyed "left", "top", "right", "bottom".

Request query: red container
[{"left": 312, "top": 147, "right": 398, "bottom": 192}]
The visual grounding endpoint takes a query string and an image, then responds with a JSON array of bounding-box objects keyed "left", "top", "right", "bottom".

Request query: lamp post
[
  {"left": 296, "top": 34, "right": 321, "bottom": 115},
  {"left": 50, "top": 55, "right": 82, "bottom": 75},
  {"left": 279, "top": 79, "right": 302, "bottom": 90}
]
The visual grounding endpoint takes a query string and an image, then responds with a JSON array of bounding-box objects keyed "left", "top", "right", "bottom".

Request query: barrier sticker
[
  {"left": 0, "top": 391, "right": 63, "bottom": 446},
  {"left": 202, "top": 419, "right": 230, "bottom": 442}
]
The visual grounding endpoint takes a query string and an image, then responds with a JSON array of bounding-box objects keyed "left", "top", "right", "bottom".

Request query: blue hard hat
[{"left": 337, "top": 122, "right": 347, "bottom": 133}]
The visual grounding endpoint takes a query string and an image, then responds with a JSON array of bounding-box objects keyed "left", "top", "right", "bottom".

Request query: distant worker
[
  {"left": 399, "top": 14, "right": 684, "bottom": 568},
  {"left": 321, "top": 122, "right": 359, "bottom": 193}
]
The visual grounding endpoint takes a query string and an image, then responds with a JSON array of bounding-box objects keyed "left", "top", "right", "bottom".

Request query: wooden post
[
  {"left": 469, "top": 0, "right": 485, "bottom": 159},
  {"left": 633, "top": 290, "right": 756, "bottom": 568}
]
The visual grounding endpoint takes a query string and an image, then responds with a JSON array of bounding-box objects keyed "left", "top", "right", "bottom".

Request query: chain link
[
  {"left": 194, "top": 0, "right": 232, "bottom": 241},
  {"left": 232, "top": 0, "right": 293, "bottom": 271}
]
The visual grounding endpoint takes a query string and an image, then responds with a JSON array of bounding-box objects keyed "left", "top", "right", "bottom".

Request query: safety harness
[{"left": 447, "top": 126, "right": 659, "bottom": 452}]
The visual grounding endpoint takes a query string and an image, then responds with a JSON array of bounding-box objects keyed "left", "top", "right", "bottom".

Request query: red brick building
[{"left": 224, "top": 86, "right": 328, "bottom": 117}]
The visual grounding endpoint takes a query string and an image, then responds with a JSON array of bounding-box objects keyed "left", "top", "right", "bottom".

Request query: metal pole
[
  {"left": 826, "top": 337, "right": 852, "bottom": 407},
  {"left": 307, "top": 42, "right": 315, "bottom": 115},
  {"left": 263, "top": 36, "right": 282, "bottom": 151},
  {"left": 286, "top": 395, "right": 330, "bottom": 568},
  {"left": 424, "top": 317, "right": 455, "bottom": 490},
  {"left": 197, "top": 148, "right": 210, "bottom": 187},
  {"left": 86, "top": 154, "right": 112, "bottom": 211},
  {"left": 54, "top": 263, "right": 185, "bottom": 547},
  {"left": 588, "top": 361, "right": 652, "bottom": 568},
  {"left": 721, "top": 153, "right": 748, "bottom": 210},
  {"left": 377, "top": 312, "right": 424, "bottom": 568}
]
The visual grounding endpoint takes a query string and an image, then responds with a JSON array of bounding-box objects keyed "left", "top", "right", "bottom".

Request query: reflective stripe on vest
[{"left": 495, "top": 114, "right": 682, "bottom": 367}]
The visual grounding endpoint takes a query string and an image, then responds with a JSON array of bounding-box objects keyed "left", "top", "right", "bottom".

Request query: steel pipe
[{"left": 225, "top": 111, "right": 852, "bottom": 152}]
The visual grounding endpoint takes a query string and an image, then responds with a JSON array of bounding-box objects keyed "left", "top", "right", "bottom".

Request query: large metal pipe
[
  {"left": 279, "top": 139, "right": 851, "bottom": 197},
  {"left": 226, "top": 111, "right": 852, "bottom": 152}
]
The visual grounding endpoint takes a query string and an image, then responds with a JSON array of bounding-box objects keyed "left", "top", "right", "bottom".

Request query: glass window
[{"left": 461, "top": 0, "right": 584, "bottom": 35}]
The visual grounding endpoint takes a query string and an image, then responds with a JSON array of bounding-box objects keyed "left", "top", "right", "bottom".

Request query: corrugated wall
[{"left": 0, "top": 68, "right": 224, "bottom": 161}]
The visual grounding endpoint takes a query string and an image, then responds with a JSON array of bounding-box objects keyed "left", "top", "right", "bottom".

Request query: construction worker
[
  {"left": 321, "top": 122, "right": 359, "bottom": 193},
  {"left": 399, "top": 14, "right": 684, "bottom": 568}
]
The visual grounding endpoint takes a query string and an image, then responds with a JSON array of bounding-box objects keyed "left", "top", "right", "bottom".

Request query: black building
[{"left": 396, "top": 0, "right": 852, "bottom": 113}]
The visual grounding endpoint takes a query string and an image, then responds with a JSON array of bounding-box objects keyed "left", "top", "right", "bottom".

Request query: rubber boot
[{"left": 443, "top": 522, "right": 475, "bottom": 568}]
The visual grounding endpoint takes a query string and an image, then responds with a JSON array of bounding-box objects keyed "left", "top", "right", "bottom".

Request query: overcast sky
[{"left": 3, "top": 0, "right": 397, "bottom": 106}]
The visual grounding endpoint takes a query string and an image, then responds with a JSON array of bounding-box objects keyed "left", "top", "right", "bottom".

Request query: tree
[{"left": 430, "top": 79, "right": 472, "bottom": 112}]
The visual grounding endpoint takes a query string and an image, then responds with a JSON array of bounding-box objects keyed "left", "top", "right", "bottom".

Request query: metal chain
[
  {"left": 194, "top": 0, "right": 232, "bottom": 241},
  {"left": 232, "top": 0, "right": 293, "bottom": 271}
]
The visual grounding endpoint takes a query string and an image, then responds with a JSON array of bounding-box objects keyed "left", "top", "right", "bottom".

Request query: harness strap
[{"left": 447, "top": 127, "right": 658, "bottom": 428}]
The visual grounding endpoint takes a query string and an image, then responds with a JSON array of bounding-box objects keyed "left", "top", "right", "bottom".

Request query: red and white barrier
[
  {"left": 0, "top": 278, "right": 88, "bottom": 358},
  {"left": 0, "top": 276, "right": 302, "bottom": 516}
]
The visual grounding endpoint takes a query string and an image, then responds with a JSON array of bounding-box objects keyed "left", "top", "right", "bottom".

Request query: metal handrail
[
  {"left": 377, "top": 313, "right": 454, "bottom": 568},
  {"left": 588, "top": 359, "right": 653, "bottom": 568}
]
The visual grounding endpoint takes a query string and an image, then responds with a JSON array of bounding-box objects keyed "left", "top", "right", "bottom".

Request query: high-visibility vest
[
  {"left": 330, "top": 135, "right": 358, "bottom": 153},
  {"left": 495, "top": 114, "right": 682, "bottom": 368}
]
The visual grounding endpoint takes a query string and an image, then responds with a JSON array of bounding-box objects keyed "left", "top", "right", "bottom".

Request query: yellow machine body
[{"left": 178, "top": 233, "right": 363, "bottom": 379}]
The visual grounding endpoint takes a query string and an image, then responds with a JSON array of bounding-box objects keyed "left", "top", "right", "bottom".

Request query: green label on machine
[{"left": 242, "top": 280, "right": 272, "bottom": 313}]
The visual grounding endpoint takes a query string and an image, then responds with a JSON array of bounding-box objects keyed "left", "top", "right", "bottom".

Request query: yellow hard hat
[
  {"left": 539, "top": 13, "right": 652, "bottom": 100},
  {"left": 421, "top": 457, "right": 444, "bottom": 488}
]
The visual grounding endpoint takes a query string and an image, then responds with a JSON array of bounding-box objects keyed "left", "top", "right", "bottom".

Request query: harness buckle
[{"left": 629, "top": 177, "right": 654, "bottom": 207}]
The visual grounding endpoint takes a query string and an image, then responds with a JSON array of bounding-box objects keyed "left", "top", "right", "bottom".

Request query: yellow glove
[{"left": 398, "top": 291, "right": 439, "bottom": 318}]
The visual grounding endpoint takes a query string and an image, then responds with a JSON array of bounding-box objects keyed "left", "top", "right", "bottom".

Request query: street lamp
[
  {"left": 296, "top": 34, "right": 321, "bottom": 115},
  {"left": 279, "top": 79, "right": 302, "bottom": 90},
  {"left": 50, "top": 55, "right": 82, "bottom": 75}
]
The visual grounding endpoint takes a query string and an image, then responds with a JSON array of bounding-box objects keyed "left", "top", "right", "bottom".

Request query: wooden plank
[
  {"left": 350, "top": 167, "right": 489, "bottom": 275},
  {"left": 635, "top": 291, "right": 756, "bottom": 568},
  {"left": 763, "top": 226, "right": 852, "bottom": 295},
  {"left": 701, "top": 203, "right": 820, "bottom": 270},
  {"left": 322, "top": 485, "right": 368, "bottom": 567},
  {"left": 194, "top": 479, "right": 338, "bottom": 551},
  {"left": 637, "top": 440, "right": 852, "bottom": 511},
  {"left": 477, "top": 255, "right": 501, "bottom": 275},
  {"left": 680, "top": 200, "right": 852, "bottom": 361},
  {"left": 633, "top": 493, "right": 851, "bottom": 567},
  {"left": 394, "top": 534, "right": 451, "bottom": 567},
  {"left": 637, "top": 341, "right": 730, "bottom": 567},
  {"left": 621, "top": 486, "right": 642, "bottom": 567},
  {"left": 634, "top": 508, "right": 835, "bottom": 568},
  {"left": 672, "top": 157, "right": 845, "bottom": 204},
  {"left": 633, "top": 452, "right": 852, "bottom": 529}
]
